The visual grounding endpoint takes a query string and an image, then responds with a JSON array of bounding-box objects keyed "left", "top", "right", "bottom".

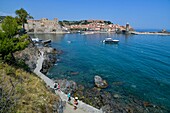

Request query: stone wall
[{"left": 25, "top": 18, "right": 63, "bottom": 33}]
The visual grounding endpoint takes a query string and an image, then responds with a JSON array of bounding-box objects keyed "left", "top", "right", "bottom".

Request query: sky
[{"left": 0, "top": 0, "right": 170, "bottom": 29}]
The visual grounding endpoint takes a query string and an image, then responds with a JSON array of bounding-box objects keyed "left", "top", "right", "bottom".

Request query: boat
[
  {"left": 31, "top": 37, "right": 43, "bottom": 43},
  {"left": 42, "top": 39, "right": 51, "bottom": 44},
  {"left": 31, "top": 38, "right": 40, "bottom": 42},
  {"left": 103, "top": 38, "right": 119, "bottom": 44},
  {"left": 81, "top": 31, "right": 94, "bottom": 35}
]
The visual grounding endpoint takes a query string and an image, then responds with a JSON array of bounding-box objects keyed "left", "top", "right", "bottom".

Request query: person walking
[{"left": 67, "top": 93, "right": 71, "bottom": 103}]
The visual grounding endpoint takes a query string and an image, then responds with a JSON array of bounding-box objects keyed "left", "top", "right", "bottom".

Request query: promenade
[{"left": 34, "top": 50, "right": 102, "bottom": 113}]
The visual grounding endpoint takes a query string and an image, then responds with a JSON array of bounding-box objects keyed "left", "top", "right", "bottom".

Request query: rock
[
  {"left": 53, "top": 98, "right": 66, "bottom": 113},
  {"left": 40, "top": 47, "right": 60, "bottom": 74},
  {"left": 112, "top": 81, "right": 124, "bottom": 86},
  {"left": 70, "top": 71, "right": 79, "bottom": 76},
  {"left": 143, "top": 102, "right": 154, "bottom": 107},
  {"left": 94, "top": 75, "right": 108, "bottom": 88},
  {"left": 54, "top": 79, "right": 77, "bottom": 94},
  {"left": 14, "top": 43, "right": 39, "bottom": 71},
  {"left": 113, "top": 94, "right": 121, "bottom": 99}
]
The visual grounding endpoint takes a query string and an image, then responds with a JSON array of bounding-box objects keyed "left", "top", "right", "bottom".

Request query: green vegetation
[
  {"left": 59, "top": 20, "right": 113, "bottom": 26},
  {"left": 0, "top": 11, "right": 30, "bottom": 63},
  {"left": 59, "top": 20, "right": 91, "bottom": 26},
  {"left": 2, "top": 16, "right": 18, "bottom": 38},
  {"left": 15, "top": 8, "right": 33, "bottom": 29},
  {"left": 0, "top": 63, "right": 60, "bottom": 113},
  {"left": 104, "top": 21, "right": 112, "bottom": 24},
  {"left": 0, "top": 8, "right": 60, "bottom": 113},
  {"left": 0, "top": 16, "right": 6, "bottom": 23}
]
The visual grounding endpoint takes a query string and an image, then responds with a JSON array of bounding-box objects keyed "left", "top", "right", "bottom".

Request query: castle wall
[{"left": 25, "top": 18, "right": 62, "bottom": 33}]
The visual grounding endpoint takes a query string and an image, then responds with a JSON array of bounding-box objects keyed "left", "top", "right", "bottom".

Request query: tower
[{"left": 126, "top": 22, "right": 130, "bottom": 32}]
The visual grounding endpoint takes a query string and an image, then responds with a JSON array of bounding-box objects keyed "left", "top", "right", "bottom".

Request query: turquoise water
[{"left": 31, "top": 33, "right": 170, "bottom": 110}]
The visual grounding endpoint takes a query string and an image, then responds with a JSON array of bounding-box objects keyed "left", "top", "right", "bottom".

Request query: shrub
[{"left": 5, "top": 66, "right": 15, "bottom": 75}]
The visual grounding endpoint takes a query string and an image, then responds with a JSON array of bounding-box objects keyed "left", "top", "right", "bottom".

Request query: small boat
[
  {"left": 31, "top": 38, "right": 43, "bottom": 43},
  {"left": 81, "top": 31, "right": 94, "bottom": 35},
  {"left": 42, "top": 39, "right": 51, "bottom": 44},
  {"left": 31, "top": 38, "right": 40, "bottom": 42},
  {"left": 103, "top": 38, "right": 119, "bottom": 44}
]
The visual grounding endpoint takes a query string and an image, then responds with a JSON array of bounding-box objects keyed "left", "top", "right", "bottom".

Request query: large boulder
[{"left": 94, "top": 75, "right": 108, "bottom": 88}]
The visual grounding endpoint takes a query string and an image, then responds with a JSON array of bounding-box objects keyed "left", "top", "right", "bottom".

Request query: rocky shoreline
[
  {"left": 54, "top": 77, "right": 169, "bottom": 113},
  {"left": 14, "top": 37, "right": 62, "bottom": 74},
  {"left": 15, "top": 37, "right": 169, "bottom": 113}
]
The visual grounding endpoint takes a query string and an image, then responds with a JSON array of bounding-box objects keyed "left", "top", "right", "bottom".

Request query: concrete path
[{"left": 34, "top": 50, "right": 103, "bottom": 113}]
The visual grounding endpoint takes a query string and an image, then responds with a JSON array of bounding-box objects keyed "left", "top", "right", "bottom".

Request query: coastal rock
[
  {"left": 14, "top": 43, "right": 39, "bottom": 71},
  {"left": 113, "top": 94, "right": 121, "bottom": 99},
  {"left": 94, "top": 75, "right": 108, "bottom": 88},
  {"left": 52, "top": 97, "right": 66, "bottom": 113},
  {"left": 40, "top": 47, "right": 59, "bottom": 74},
  {"left": 54, "top": 78, "right": 168, "bottom": 113},
  {"left": 70, "top": 71, "right": 79, "bottom": 76},
  {"left": 14, "top": 39, "right": 59, "bottom": 74},
  {"left": 112, "top": 81, "right": 124, "bottom": 86},
  {"left": 54, "top": 79, "right": 77, "bottom": 94}
]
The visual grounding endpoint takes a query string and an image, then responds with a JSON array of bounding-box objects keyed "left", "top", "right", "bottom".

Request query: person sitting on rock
[
  {"left": 74, "top": 97, "right": 78, "bottom": 110},
  {"left": 53, "top": 82, "right": 58, "bottom": 90}
]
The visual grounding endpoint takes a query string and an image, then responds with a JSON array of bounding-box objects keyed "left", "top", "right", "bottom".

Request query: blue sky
[{"left": 1, "top": 0, "right": 170, "bottom": 29}]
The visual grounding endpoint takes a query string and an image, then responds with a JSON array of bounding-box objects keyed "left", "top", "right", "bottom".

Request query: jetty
[
  {"left": 131, "top": 31, "right": 170, "bottom": 36},
  {"left": 34, "top": 50, "right": 103, "bottom": 113}
]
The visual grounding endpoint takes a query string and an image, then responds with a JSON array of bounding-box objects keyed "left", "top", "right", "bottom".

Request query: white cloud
[{"left": 0, "top": 11, "right": 16, "bottom": 17}]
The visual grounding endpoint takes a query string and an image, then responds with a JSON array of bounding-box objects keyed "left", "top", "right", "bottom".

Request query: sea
[{"left": 30, "top": 32, "right": 170, "bottom": 110}]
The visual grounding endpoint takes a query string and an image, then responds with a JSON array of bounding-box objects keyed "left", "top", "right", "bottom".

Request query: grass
[{"left": 0, "top": 62, "right": 60, "bottom": 113}]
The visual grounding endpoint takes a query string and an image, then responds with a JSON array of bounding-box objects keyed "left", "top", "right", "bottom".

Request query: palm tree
[{"left": 15, "top": 8, "right": 33, "bottom": 29}]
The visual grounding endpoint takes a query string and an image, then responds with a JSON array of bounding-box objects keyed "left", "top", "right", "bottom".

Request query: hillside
[
  {"left": 0, "top": 63, "right": 61, "bottom": 113},
  {"left": 59, "top": 20, "right": 113, "bottom": 26}
]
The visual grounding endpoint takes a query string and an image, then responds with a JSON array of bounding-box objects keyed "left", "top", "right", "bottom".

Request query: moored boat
[
  {"left": 42, "top": 39, "right": 51, "bottom": 44},
  {"left": 103, "top": 38, "right": 119, "bottom": 44}
]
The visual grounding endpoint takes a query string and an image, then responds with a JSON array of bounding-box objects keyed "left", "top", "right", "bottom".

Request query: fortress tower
[{"left": 126, "top": 22, "right": 130, "bottom": 32}]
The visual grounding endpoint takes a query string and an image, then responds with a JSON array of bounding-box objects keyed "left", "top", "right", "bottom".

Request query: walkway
[{"left": 34, "top": 50, "right": 103, "bottom": 113}]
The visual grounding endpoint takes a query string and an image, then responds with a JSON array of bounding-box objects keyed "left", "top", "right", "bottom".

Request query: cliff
[{"left": 14, "top": 39, "right": 58, "bottom": 74}]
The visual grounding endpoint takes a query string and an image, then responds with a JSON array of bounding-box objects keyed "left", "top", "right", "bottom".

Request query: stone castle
[{"left": 25, "top": 18, "right": 63, "bottom": 33}]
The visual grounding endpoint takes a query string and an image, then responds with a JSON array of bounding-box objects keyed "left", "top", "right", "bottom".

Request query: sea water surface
[{"left": 31, "top": 33, "right": 170, "bottom": 110}]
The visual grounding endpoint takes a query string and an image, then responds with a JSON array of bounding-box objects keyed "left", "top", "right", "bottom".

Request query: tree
[
  {"left": 1, "top": 16, "right": 18, "bottom": 38},
  {"left": 0, "top": 16, "right": 30, "bottom": 62},
  {"left": 15, "top": 8, "right": 33, "bottom": 29}
]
